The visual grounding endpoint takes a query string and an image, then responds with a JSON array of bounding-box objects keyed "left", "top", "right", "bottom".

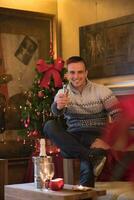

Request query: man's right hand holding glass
[{"left": 55, "top": 92, "right": 69, "bottom": 110}]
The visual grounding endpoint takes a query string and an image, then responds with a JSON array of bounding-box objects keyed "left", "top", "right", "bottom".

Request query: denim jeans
[{"left": 43, "top": 119, "right": 104, "bottom": 187}]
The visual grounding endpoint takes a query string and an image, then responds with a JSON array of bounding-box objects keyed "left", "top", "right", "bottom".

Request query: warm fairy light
[
  {"left": 57, "top": 148, "right": 60, "bottom": 152},
  {"left": 17, "top": 137, "right": 20, "bottom": 142},
  {"left": 49, "top": 150, "right": 53, "bottom": 154},
  {"left": 78, "top": 185, "right": 84, "bottom": 190}
]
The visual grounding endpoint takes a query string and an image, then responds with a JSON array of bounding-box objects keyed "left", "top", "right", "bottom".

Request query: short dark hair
[{"left": 66, "top": 56, "right": 87, "bottom": 69}]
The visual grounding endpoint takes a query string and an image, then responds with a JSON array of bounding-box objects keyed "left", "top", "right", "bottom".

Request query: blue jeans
[{"left": 43, "top": 119, "right": 104, "bottom": 187}]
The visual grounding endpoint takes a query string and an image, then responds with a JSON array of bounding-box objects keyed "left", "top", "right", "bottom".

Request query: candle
[{"left": 39, "top": 138, "right": 46, "bottom": 157}]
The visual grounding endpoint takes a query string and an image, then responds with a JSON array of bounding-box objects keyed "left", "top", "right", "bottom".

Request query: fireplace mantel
[{"left": 106, "top": 81, "right": 134, "bottom": 96}]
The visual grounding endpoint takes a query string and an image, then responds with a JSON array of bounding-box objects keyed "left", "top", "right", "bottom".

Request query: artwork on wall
[
  {"left": 1, "top": 33, "right": 39, "bottom": 98},
  {"left": 15, "top": 35, "right": 38, "bottom": 65},
  {"left": 1, "top": 33, "right": 38, "bottom": 130},
  {"left": 79, "top": 14, "right": 134, "bottom": 79},
  {"left": 0, "top": 8, "right": 52, "bottom": 130}
]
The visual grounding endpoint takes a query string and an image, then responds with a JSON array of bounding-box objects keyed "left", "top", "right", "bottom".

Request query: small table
[{"left": 5, "top": 183, "right": 106, "bottom": 200}]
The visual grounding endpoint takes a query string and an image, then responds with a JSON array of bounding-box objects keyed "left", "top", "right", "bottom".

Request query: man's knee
[
  {"left": 43, "top": 118, "right": 67, "bottom": 140},
  {"left": 43, "top": 120, "right": 57, "bottom": 136}
]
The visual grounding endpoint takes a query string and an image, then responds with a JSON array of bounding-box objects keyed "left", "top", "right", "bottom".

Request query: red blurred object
[
  {"left": 101, "top": 95, "right": 134, "bottom": 181},
  {"left": 49, "top": 178, "right": 64, "bottom": 191},
  {"left": 103, "top": 95, "right": 134, "bottom": 149}
]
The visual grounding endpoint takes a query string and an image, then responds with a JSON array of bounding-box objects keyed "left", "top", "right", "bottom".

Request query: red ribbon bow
[{"left": 36, "top": 57, "right": 64, "bottom": 89}]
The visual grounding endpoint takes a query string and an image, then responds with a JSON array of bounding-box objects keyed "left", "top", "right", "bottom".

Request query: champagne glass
[
  {"left": 40, "top": 162, "right": 48, "bottom": 189},
  {"left": 42, "top": 162, "right": 55, "bottom": 190},
  {"left": 44, "top": 162, "right": 55, "bottom": 181}
]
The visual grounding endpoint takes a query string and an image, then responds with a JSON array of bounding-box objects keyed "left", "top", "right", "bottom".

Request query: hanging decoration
[{"left": 36, "top": 57, "right": 64, "bottom": 89}]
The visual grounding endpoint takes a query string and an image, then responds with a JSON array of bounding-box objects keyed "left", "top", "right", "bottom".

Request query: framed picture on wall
[
  {"left": 79, "top": 14, "right": 134, "bottom": 79},
  {"left": 0, "top": 8, "right": 53, "bottom": 129},
  {"left": 15, "top": 35, "right": 38, "bottom": 65}
]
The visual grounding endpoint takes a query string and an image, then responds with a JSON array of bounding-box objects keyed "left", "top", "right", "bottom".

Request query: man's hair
[{"left": 66, "top": 56, "right": 87, "bottom": 69}]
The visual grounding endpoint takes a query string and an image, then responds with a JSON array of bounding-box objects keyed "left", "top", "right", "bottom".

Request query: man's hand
[
  {"left": 55, "top": 93, "right": 69, "bottom": 110},
  {"left": 91, "top": 138, "right": 111, "bottom": 150}
]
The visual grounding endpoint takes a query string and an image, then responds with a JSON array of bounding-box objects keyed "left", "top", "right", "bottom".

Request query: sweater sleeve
[
  {"left": 51, "top": 102, "right": 65, "bottom": 116},
  {"left": 51, "top": 89, "right": 65, "bottom": 116},
  {"left": 99, "top": 85, "right": 122, "bottom": 122}
]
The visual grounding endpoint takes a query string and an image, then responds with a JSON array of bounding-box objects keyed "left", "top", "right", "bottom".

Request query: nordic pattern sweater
[{"left": 51, "top": 80, "right": 121, "bottom": 133}]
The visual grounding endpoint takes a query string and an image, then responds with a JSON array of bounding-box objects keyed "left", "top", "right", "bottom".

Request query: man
[{"left": 43, "top": 56, "right": 121, "bottom": 187}]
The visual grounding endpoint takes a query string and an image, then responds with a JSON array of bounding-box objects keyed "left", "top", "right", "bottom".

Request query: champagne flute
[
  {"left": 44, "top": 162, "right": 55, "bottom": 181},
  {"left": 40, "top": 162, "right": 48, "bottom": 189},
  {"left": 43, "top": 162, "right": 55, "bottom": 190}
]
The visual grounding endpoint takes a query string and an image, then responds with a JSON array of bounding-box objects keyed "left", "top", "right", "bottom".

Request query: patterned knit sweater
[{"left": 51, "top": 80, "right": 121, "bottom": 133}]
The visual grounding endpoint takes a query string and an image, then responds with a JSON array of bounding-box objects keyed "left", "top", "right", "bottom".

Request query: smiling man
[{"left": 44, "top": 56, "right": 121, "bottom": 187}]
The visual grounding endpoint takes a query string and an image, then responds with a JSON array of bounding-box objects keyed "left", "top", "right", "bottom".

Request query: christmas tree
[{"left": 18, "top": 44, "right": 67, "bottom": 140}]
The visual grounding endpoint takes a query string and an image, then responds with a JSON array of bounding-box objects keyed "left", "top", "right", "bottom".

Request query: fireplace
[{"left": 107, "top": 81, "right": 134, "bottom": 96}]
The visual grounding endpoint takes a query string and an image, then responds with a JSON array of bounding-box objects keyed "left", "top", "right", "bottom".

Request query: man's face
[{"left": 67, "top": 62, "right": 88, "bottom": 90}]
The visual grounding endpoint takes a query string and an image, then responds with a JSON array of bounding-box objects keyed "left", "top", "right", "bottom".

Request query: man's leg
[
  {"left": 80, "top": 160, "right": 94, "bottom": 187},
  {"left": 43, "top": 119, "right": 95, "bottom": 187},
  {"left": 44, "top": 119, "right": 91, "bottom": 160},
  {"left": 80, "top": 132, "right": 107, "bottom": 180},
  {"left": 44, "top": 120, "right": 107, "bottom": 185}
]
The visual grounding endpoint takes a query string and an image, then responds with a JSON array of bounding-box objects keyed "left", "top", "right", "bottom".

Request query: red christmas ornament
[
  {"left": 28, "top": 131, "right": 33, "bottom": 137},
  {"left": 32, "top": 130, "right": 39, "bottom": 137},
  {"left": 49, "top": 178, "right": 64, "bottom": 191},
  {"left": 27, "top": 130, "right": 39, "bottom": 138},
  {"left": 24, "top": 122, "right": 28, "bottom": 128},
  {"left": 27, "top": 117, "right": 30, "bottom": 124},
  {"left": 38, "top": 91, "right": 44, "bottom": 98}
]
